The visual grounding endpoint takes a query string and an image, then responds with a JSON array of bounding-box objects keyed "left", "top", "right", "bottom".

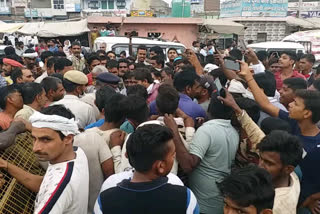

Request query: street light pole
[{"left": 298, "top": 0, "right": 303, "bottom": 18}]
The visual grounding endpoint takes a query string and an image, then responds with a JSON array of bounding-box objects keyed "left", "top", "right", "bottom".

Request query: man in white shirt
[
  {"left": 0, "top": 106, "right": 89, "bottom": 214},
  {"left": 52, "top": 70, "right": 96, "bottom": 129}
]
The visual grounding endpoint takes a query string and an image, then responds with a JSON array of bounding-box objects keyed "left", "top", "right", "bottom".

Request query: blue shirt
[
  {"left": 49, "top": 45, "right": 58, "bottom": 53},
  {"left": 85, "top": 119, "right": 135, "bottom": 134},
  {"left": 149, "top": 93, "right": 207, "bottom": 121},
  {"left": 278, "top": 110, "right": 320, "bottom": 153}
]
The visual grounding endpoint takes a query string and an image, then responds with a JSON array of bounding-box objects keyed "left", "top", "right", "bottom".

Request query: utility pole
[
  {"left": 29, "top": 0, "right": 33, "bottom": 21},
  {"left": 298, "top": 0, "right": 303, "bottom": 18}
]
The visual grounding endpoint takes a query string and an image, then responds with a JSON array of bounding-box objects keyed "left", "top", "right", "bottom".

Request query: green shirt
[{"left": 189, "top": 119, "right": 239, "bottom": 213}]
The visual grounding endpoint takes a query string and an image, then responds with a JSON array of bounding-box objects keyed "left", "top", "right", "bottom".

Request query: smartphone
[
  {"left": 219, "top": 88, "right": 226, "bottom": 98},
  {"left": 224, "top": 58, "right": 240, "bottom": 71},
  {"left": 239, "top": 39, "right": 247, "bottom": 51}
]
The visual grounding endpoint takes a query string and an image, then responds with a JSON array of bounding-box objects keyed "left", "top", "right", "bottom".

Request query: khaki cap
[{"left": 64, "top": 70, "right": 88, "bottom": 85}]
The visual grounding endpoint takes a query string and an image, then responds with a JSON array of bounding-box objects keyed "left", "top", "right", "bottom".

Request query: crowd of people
[{"left": 0, "top": 36, "right": 320, "bottom": 214}]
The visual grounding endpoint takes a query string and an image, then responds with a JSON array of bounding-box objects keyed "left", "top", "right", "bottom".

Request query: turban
[
  {"left": 3, "top": 58, "right": 23, "bottom": 68},
  {"left": 29, "top": 111, "right": 79, "bottom": 136},
  {"left": 23, "top": 52, "right": 38, "bottom": 58}
]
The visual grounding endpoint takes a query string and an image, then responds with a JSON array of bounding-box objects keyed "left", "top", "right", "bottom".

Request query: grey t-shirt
[{"left": 189, "top": 119, "right": 239, "bottom": 213}]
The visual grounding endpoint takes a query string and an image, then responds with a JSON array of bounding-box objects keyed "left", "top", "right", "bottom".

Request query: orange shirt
[{"left": 0, "top": 112, "right": 13, "bottom": 130}]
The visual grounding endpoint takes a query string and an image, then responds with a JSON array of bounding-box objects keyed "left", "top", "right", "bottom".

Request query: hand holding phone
[{"left": 224, "top": 58, "right": 240, "bottom": 71}]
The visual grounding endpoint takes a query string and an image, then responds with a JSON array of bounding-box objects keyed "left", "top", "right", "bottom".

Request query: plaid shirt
[
  {"left": 0, "top": 75, "right": 7, "bottom": 88},
  {"left": 68, "top": 55, "right": 86, "bottom": 72}
]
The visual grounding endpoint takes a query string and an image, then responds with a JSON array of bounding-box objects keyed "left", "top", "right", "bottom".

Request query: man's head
[
  {"left": 71, "top": 41, "right": 81, "bottom": 57},
  {"left": 21, "top": 82, "right": 47, "bottom": 110},
  {"left": 288, "top": 89, "right": 320, "bottom": 124},
  {"left": 254, "top": 71, "right": 276, "bottom": 97},
  {"left": 218, "top": 165, "right": 274, "bottom": 214},
  {"left": 126, "top": 124, "right": 175, "bottom": 176},
  {"left": 2, "top": 57, "right": 23, "bottom": 76},
  {"left": 156, "top": 84, "right": 179, "bottom": 115},
  {"left": 268, "top": 58, "right": 280, "bottom": 73},
  {"left": 133, "top": 67, "right": 154, "bottom": 89},
  {"left": 150, "top": 56, "right": 164, "bottom": 70},
  {"left": 92, "top": 26, "right": 98, "bottom": 32},
  {"left": 95, "top": 86, "right": 116, "bottom": 113},
  {"left": 46, "top": 57, "right": 57, "bottom": 75},
  {"left": 11, "top": 68, "right": 34, "bottom": 84},
  {"left": 104, "top": 93, "right": 127, "bottom": 126},
  {"left": 96, "top": 72, "right": 120, "bottom": 90},
  {"left": 196, "top": 75, "right": 217, "bottom": 101},
  {"left": 257, "top": 130, "right": 302, "bottom": 184},
  {"left": 41, "top": 76, "right": 65, "bottom": 102},
  {"left": 161, "top": 67, "right": 174, "bottom": 83},
  {"left": 63, "top": 70, "right": 88, "bottom": 97},
  {"left": 126, "top": 84, "right": 148, "bottom": 100},
  {"left": 280, "top": 78, "right": 307, "bottom": 107},
  {"left": 54, "top": 58, "right": 73, "bottom": 75},
  {"left": 23, "top": 49, "right": 37, "bottom": 69},
  {"left": 0, "top": 85, "right": 23, "bottom": 111},
  {"left": 106, "top": 51, "right": 116, "bottom": 60},
  {"left": 107, "top": 60, "right": 119, "bottom": 76},
  {"left": 192, "top": 41, "right": 200, "bottom": 48},
  {"left": 299, "top": 54, "right": 315, "bottom": 74},
  {"left": 173, "top": 65, "right": 201, "bottom": 99},
  {"left": 87, "top": 54, "right": 101, "bottom": 72},
  {"left": 40, "top": 51, "right": 54, "bottom": 66},
  {"left": 118, "top": 59, "right": 129, "bottom": 77},
  {"left": 256, "top": 51, "right": 269, "bottom": 69},
  {"left": 260, "top": 117, "right": 291, "bottom": 135},
  {"left": 125, "top": 95, "right": 149, "bottom": 125},
  {"left": 308, "top": 79, "right": 320, "bottom": 91},
  {"left": 99, "top": 42, "right": 107, "bottom": 52},
  {"left": 47, "top": 39, "right": 55, "bottom": 47},
  {"left": 99, "top": 55, "right": 108, "bottom": 67},
  {"left": 167, "top": 48, "right": 178, "bottom": 62},
  {"left": 173, "top": 57, "right": 191, "bottom": 73},
  {"left": 137, "top": 45, "right": 147, "bottom": 63},
  {"left": 149, "top": 46, "right": 164, "bottom": 59},
  {"left": 278, "top": 52, "right": 297, "bottom": 69},
  {"left": 31, "top": 105, "right": 78, "bottom": 164},
  {"left": 209, "top": 89, "right": 233, "bottom": 120}
]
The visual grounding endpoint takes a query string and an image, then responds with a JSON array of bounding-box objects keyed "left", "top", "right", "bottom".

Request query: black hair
[
  {"left": 53, "top": 51, "right": 66, "bottom": 57},
  {"left": 87, "top": 54, "right": 100, "bottom": 66},
  {"left": 295, "top": 89, "right": 320, "bottom": 124},
  {"left": 96, "top": 50, "right": 107, "bottom": 57},
  {"left": 260, "top": 117, "right": 291, "bottom": 135},
  {"left": 235, "top": 97, "right": 260, "bottom": 123},
  {"left": 126, "top": 84, "right": 148, "bottom": 100},
  {"left": 316, "top": 64, "right": 320, "bottom": 76},
  {"left": 283, "top": 77, "right": 307, "bottom": 91},
  {"left": 173, "top": 57, "right": 190, "bottom": 67},
  {"left": 253, "top": 71, "right": 276, "bottom": 97},
  {"left": 167, "top": 47, "right": 177, "bottom": 54},
  {"left": 151, "top": 56, "right": 165, "bottom": 68},
  {"left": 192, "top": 41, "right": 199, "bottom": 46},
  {"left": 47, "top": 57, "right": 57, "bottom": 69},
  {"left": 120, "top": 51, "right": 127, "bottom": 57},
  {"left": 106, "top": 51, "right": 116, "bottom": 57},
  {"left": 126, "top": 124, "right": 173, "bottom": 172},
  {"left": 173, "top": 66, "right": 200, "bottom": 92},
  {"left": 281, "top": 51, "right": 297, "bottom": 62},
  {"left": 0, "top": 84, "right": 21, "bottom": 109},
  {"left": 50, "top": 73, "right": 63, "bottom": 81},
  {"left": 4, "top": 46, "right": 16, "bottom": 56},
  {"left": 137, "top": 45, "right": 147, "bottom": 52},
  {"left": 268, "top": 57, "right": 278, "bottom": 66},
  {"left": 118, "top": 58, "right": 129, "bottom": 67},
  {"left": 229, "top": 48, "right": 243, "bottom": 61},
  {"left": 10, "top": 68, "right": 23, "bottom": 84},
  {"left": 156, "top": 84, "right": 179, "bottom": 114},
  {"left": 300, "top": 54, "right": 315, "bottom": 64},
  {"left": 125, "top": 95, "right": 149, "bottom": 124},
  {"left": 150, "top": 46, "right": 164, "bottom": 58},
  {"left": 312, "top": 79, "right": 320, "bottom": 91},
  {"left": 54, "top": 58, "right": 72, "bottom": 73},
  {"left": 62, "top": 78, "right": 80, "bottom": 93},
  {"left": 107, "top": 60, "right": 118, "bottom": 69},
  {"left": 71, "top": 41, "right": 81, "bottom": 48},
  {"left": 133, "top": 67, "right": 154, "bottom": 84},
  {"left": 6, "top": 54, "right": 23, "bottom": 65},
  {"left": 95, "top": 86, "right": 116, "bottom": 112},
  {"left": 24, "top": 49, "right": 35, "bottom": 54},
  {"left": 161, "top": 67, "right": 174, "bottom": 78},
  {"left": 41, "top": 76, "right": 62, "bottom": 94},
  {"left": 205, "top": 55, "right": 215, "bottom": 64},
  {"left": 123, "top": 71, "right": 134, "bottom": 81},
  {"left": 208, "top": 91, "right": 233, "bottom": 120},
  {"left": 20, "top": 82, "right": 44, "bottom": 104},
  {"left": 257, "top": 130, "right": 303, "bottom": 167},
  {"left": 104, "top": 93, "right": 127, "bottom": 123},
  {"left": 218, "top": 165, "right": 275, "bottom": 213},
  {"left": 99, "top": 54, "right": 109, "bottom": 62},
  {"left": 256, "top": 51, "right": 268, "bottom": 62}
]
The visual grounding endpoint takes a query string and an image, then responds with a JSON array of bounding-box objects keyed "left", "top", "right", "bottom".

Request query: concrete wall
[
  {"left": 204, "top": 0, "right": 219, "bottom": 11},
  {"left": 89, "top": 23, "right": 198, "bottom": 48},
  {"left": 238, "top": 21, "right": 287, "bottom": 43}
]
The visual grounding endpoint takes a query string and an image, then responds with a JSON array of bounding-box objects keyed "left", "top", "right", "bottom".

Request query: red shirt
[
  {"left": 274, "top": 70, "right": 306, "bottom": 91},
  {"left": 87, "top": 73, "right": 93, "bottom": 86}
]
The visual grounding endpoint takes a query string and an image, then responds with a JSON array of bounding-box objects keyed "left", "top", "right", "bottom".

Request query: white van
[
  {"left": 248, "top": 42, "right": 305, "bottom": 56},
  {"left": 93, "top": 36, "right": 186, "bottom": 57}
]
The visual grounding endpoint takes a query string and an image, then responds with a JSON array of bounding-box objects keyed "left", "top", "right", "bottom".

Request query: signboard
[
  {"left": 191, "top": 0, "right": 200, "bottom": 4},
  {"left": 220, "top": 0, "right": 288, "bottom": 18},
  {"left": 131, "top": 10, "right": 153, "bottom": 17},
  {"left": 65, "top": 0, "right": 81, "bottom": 12}
]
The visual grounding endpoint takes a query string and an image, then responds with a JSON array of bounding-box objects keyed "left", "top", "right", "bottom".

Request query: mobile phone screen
[{"left": 224, "top": 59, "right": 240, "bottom": 71}]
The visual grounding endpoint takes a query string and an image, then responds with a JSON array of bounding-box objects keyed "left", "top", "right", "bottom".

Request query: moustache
[{"left": 35, "top": 152, "right": 48, "bottom": 156}]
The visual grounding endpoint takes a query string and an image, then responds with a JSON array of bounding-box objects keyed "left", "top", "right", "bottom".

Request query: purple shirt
[{"left": 149, "top": 93, "right": 207, "bottom": 120}]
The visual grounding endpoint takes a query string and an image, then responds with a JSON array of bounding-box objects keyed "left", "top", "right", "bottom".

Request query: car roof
[
  {"left": 248, "top": 42, "right": 305, "bottom": 49},
  {"left": 94, "top": 36, "right": 185, "bottom": 47}
]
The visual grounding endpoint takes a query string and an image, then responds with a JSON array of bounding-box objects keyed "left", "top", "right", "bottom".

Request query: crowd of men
[{"left": 0, "top": 37, "right": 320, "bottom": 214}]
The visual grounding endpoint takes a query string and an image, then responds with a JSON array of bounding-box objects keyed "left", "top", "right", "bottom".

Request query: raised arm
[{"left": 238, "top": 61, "right": 280, "bottom": 117}]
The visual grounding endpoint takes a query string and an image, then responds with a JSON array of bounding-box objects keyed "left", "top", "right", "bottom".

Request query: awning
[
  {"left": 202, "top": 19, "right": 244, "bottom": 35},
  {"left": 0, "top": 21, "right": 24, "bottom": 33}
]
